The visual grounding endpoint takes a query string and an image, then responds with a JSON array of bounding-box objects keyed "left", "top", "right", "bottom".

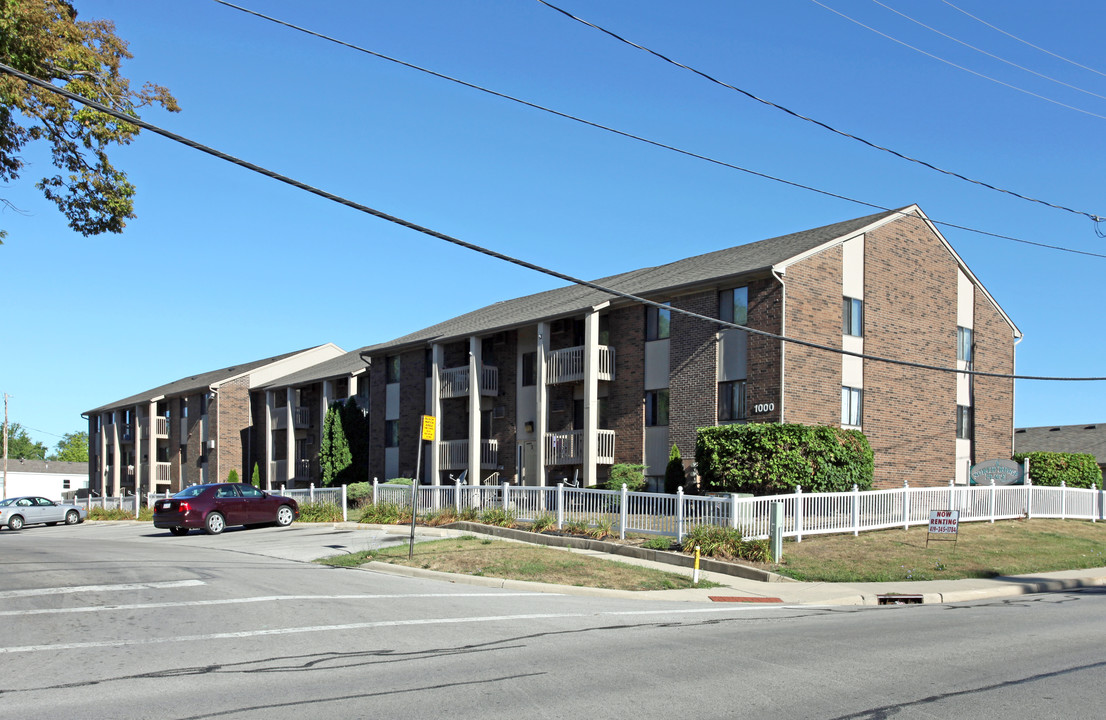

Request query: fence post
[
  {"left": 1099, "top": 483, "right": 1104, "bottom": 523},
  {"left": 902, "top": 480, "right": 910, "bottom": 531},
  {"left": 1061, "top": 481, "right": 1067, "bottom": 520},
  {"left": 310, "top": 483, "right": 316, "bottom": 504},
  {"left": 1026, "top": 476, "right": 1033, "bottom": 519},
  {"left": 676, "top": 487, "right": 685, "bottom": 543},
  {"left": 730, "top": 493, "right": 739, "bottom": 531},
  {"left": 794, "top": 485, "right": 803, "bottom": 544},
  {"left": 852, "top": 484, "right": 860, "bottom": 536},
  {"left": 995, "top": 477, "right": 1004, "bottom": 524},
  {"left": 947, "top": 477, "right": 955, "bottom": 512},
  {"left": 620, "top": 483, "right": 628, "bottom": 540},
  {"left": 372, "top": 479, "right": 379, "bottom": 507},
  {"left": 557, "top": 482, "right": 565, "bottom": 530},
  {"left": 342, "top": 483, "right": 348, "bottom": 523},
  {"left": 502, "top": 481, "right": 510, "bottom": 512}
]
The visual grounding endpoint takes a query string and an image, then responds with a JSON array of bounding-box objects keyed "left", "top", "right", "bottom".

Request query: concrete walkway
[{"left": 323, "top": 522, "right": 1106, "bottom": 606}]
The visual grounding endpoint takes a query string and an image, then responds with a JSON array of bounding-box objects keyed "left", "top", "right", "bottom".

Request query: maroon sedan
[{"left": 153, "top": 483, "right": 299, "bottom": 536}]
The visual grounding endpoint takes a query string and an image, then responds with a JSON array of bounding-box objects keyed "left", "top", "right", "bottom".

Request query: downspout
[{"left": 771, "top": 267, "right": 787, "bottom": 423}]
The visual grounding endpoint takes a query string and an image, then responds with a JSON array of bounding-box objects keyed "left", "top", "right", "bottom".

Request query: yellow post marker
[{"left": 693, "top": 545, "right": 701, "bottom": 585}]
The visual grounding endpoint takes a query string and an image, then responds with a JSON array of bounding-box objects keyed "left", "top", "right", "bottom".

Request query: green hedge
[
  {"left": 1012, "top": 451, "right": 1102, "bottom": 489},
  {"left": 696, "top": 423, "right": 873, "bottom": 495}
]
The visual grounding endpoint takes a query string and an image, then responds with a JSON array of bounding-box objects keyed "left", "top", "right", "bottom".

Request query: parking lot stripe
[{"left": 0, "top": 579, "right": 204, "bottom": 599}]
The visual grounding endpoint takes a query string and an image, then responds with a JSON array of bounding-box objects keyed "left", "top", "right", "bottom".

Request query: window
[
  {"left": 384, "top": 420, "right": 399, "bottom": 448},
  {"left": 645, "top": 390, "right": 669, "bottom": 427},
  {"left": 645, "top": 304, "right": 671, "bottom": 341},
  {"left": 843, "top": 297, "right": 863, "bottom": 337},
  {"left": 841, "top": 386, "right": 863, "bottom": 426},
  {"left": 386, "top": 355, "right": 401, "bottom": 384},
  {"left": 425, "top": 348, "right": 433, "bottom": 377},
  {"left": 63, "top": 479, "right": 70, "bottom": 489},
  {"left": 719, "top": 380, "right": 747, "bottom": 422},
  {"left": 719, "top": 287, "right": 749, "bottom": 325},
  {"left": 522, "top": 352, "right": 537, "bottom": 386},
  {"left": 957, "top": 405, "right": 972, "bottom": 440},
  {"left": 957, "top": 326, "right": 973, "bottom": 363}
]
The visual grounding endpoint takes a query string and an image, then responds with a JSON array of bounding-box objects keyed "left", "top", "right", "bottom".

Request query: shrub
[
  {"left": 387, "top": 478, "right": 415, "bottom": 486},
  {"left": 479, "top": 507, "right": 517, "bottom": 528},
  {"left": 88, "top": 506, "right": 134, "bottom": 521},
  {"left": 681, "top": 524, "right": 768, "bottom": 563},
  {"left": 358, "top": 502, "right": 412, "bottom": 525},
  {"left": 530, "top": 513, "right": 556, "bottom": 533},
  {"left": 346, "top": 481, "right": 373, "bottom": 507},
  {"left": 227, "top": 469, "right": 240, "bottom": 484},
  {"left": 251, "top": 463, "right": 261, "bottom": 488},
  {"left": 1013, "top": 452, "right": 1102, "bottom": 489},
  {"left": 565, "top": 519, "right": 588, "bottom": 535},
  {"left": 604, "top": 463, "right": 646, "bottom": 492},
  {"left": 424, "top": 508, "right": 458, "bottom": 526},
  {"left": 665, "top": 445, "right": 686, "bottom": 494},
  {"left": 457, "top": 507, "right": 479, "bottom": 522},
  {"left": 298, "top": 501, "right": 343, "bottom": 523},
  {"left": 696, "top": 423, "right": 873, "bottom": 495},
  {"left": 138, "top": 506, "right": 153, "bottom": 522},
  {"left": 642, "top": 536, "right": 676, "bottom": 551},
  {"left": 589, "top": 516, "right": 615, "bottom": 540}
]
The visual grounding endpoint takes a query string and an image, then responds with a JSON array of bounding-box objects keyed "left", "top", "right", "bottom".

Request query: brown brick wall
[
  {"left": 608, "top": 305, "right": 644, "bottom": 465},
  {"left": 746, "top": 277, "right": 784, "bottom": 423},
  {"left": 783, "top": 245, "right": 844, "bottom": 426},
  {"left": 973, "top": 287, "right": 1016, "bottom": 463},
  {"left": 864, "top": 216, "right": 959, "bottom": 487},
  {"left": 668, "top": 291, "right": 719, "bottom": 458},
  {"left": 367, "top": 357, "right": 386, "bottom": 481},
  {"left": 491, "top": 331, "right": 518, "bottom": 481},
  {"left": 398, "top": 349, "right": 426, "bottom": 479},
  {"left": 214, "top": 377, "right": 251, "bottom": 483}
]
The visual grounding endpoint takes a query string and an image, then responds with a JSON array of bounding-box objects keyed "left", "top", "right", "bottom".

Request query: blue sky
[{"left": 3, "top": 0, "right": 1105, "bottom": 450}]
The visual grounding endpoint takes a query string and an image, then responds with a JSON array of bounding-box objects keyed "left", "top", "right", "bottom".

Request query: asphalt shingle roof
[{"left": 1014, "top": 424, "right": 1106, "bottom": 465}]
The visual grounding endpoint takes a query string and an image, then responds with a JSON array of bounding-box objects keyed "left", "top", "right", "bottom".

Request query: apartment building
[
  {"left": 335, "top": 205, "right": 1019, "bottom": 489},
  {"left": 85, "top": 345, "right": 345, "bottom": 495}
]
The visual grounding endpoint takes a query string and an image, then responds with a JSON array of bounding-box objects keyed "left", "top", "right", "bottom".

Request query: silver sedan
[{"left": 0, "top": 496, "right": 88, "bottom": 530}]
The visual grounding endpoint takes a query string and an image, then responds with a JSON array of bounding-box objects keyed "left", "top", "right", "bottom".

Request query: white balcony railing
[
  {"left": 270, "top": 459, "right": 288, "bottom": 485},
  {"left": 155, "top": 462, "right": 171, "bottom": 483},
  {"left": 438, "top": 439, "right": 499, "bottom": 471},
  {"left": 293, "top": 407, "right": 310, "bottom": 429},
  {"left": 545, "top": 429, "right": 616, "bottom": 465},
  {"left": 546, "top": 345, "right": 615, "bottom": 384},
  {"left": 439, "top": 365, "right": 499, "bottom": 399}
]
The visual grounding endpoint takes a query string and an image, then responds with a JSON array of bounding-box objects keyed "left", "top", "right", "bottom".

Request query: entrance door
[{"left": 520, "top": 442, "right": 538, "bottom": 486}]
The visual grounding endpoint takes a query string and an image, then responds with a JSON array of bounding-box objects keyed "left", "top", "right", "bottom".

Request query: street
[{"left": 1, "top": 522, "right": 1103, "bottom": 719}]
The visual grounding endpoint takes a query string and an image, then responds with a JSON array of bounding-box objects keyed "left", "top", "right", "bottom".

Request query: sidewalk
[{"left": 335, "top": 522, "right": 1106, "bottom": 606}]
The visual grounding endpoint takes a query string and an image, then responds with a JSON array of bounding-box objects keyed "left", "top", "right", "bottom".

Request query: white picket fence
[{"left": 371, "top": 479, "right": 1105, "bottom": 542}]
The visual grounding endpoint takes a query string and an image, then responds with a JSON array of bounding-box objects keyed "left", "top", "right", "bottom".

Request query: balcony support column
[
  {"left": 109, "top": 411, "right": 121, "bottom": 497},
  {"left": 536, "top": 322, "right": 549, "bottom": 486},
  {"left": 429, "top": 344, "right": 443, "bottom": 485},
  {"left": 583, "top": 311, "right": 600, "bottom": 486},
  {"left": 468, "top": 336, "right": 482, "bottom": 485},
  {"left": 264, "top": 391, "right": 275, "bottom": 490},
  {"left": 145, "top": 400, "right": 157, "bottom": 493},
  {"left": 284, "top": 388, "right": 296, "bottom": 487}
]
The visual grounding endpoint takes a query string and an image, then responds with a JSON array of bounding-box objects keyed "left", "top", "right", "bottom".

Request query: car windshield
[{"left": 173, "top": 485, "right": 209, "bottom": 499}]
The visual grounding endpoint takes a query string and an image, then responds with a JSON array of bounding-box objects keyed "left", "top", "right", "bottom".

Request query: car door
[
  {"left": 36, "top": 497, "right": 65, "bottom": 523},
  {"left": 14, "top": 498, "right": 39, "bottom": 525},
  {"left": 237, "top": 484, "right": 274, "bottom": 524},
  {"left": 211, "top": 484, "right": 248, "bottom": 526}
]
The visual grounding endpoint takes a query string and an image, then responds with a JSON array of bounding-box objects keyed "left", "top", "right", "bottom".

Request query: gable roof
[
  {"left": 356, "top": 208, "right": 902, "bottom": 355},
  {"left": 86, "top": 345, "right": 341, "bottom": 414},
  {"left": 1014, "top": 424, "right": 1106, "bottom": 465},
  {"left": 3, "top": 459, "right": 89, "bottom": 475}
]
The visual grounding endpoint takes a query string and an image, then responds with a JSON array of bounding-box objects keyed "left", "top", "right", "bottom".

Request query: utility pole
[{"left": 2, "top": 393, "right": 10, "bottom": 500}]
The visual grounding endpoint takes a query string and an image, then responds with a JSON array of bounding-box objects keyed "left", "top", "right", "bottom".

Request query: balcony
[
  {"left": 439, "top": 365, "right": 499, "bottom": 399},
  {"left": 546, "top": 345, "right": 615, "bottom": 384},
  {"left": 545, "top": 429, "right": 616, "bottom": 465},
  {"left": 138, "top": 416, "right": 169, "bottom": 439},
  {"left": 270, "top": 459, "right": 288, "bottom": 484},
  {"left": 438, "top": 439, "right": 499, "bottom": 471},
  {"left": 270, "top": 405, "right": 311, "bottom": 430}
]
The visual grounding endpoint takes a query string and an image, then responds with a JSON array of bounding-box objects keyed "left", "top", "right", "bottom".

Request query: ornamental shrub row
[
  {"left": 1013, "top": 451, "right": 1102, "bottom": 489},
  {"left": 696, "top": 423, "right": 873, "bottom": 496}
]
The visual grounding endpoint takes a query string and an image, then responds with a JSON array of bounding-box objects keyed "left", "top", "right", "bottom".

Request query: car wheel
[
  {"left": 204, "top": 512, "right": 225, "bottom": 535},
  {"left": 8, "top": 515, "right": 24, "bottom": 531},
  {"left": 275, "top": 505, "right": 295, "bottom": 527},
  {"left": 169, "top": 526, "right": 189, "bottom": 536},
  {"left": 65, "top": 511, "right": 80, "bottom": 525}
]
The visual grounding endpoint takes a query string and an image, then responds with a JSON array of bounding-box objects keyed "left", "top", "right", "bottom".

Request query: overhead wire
[
  {"left": 1, "top": 61, "right": 1102, "bottom": 382},
  {"left": 533, "top": 0, "right": 1106, "bottom": 228},
  {"left": 213, "top": 1, "right": 1106, "bottom": 260},
  {"left": 815, "top": 0, "right": 1106, "bottom": 113},
  {"left": 942, "top": 0, "right": 1106, "bottom": 80}
]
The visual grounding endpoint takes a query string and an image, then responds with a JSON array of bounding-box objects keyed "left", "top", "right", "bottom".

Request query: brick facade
[
  {"left": 608, "top": 306, "right": 644, "bottom": 465},
  {"left": 783, "top": 245, "right": 845, "bottom": 426},
  {"left": 972, "top": 286, "right": 1016, "bottom": 463},
  {"left": 668, "top": 291, "right": 719, "bottom": 458}
]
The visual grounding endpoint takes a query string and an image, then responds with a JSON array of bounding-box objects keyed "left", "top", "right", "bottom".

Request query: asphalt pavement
[{"left": 176, "top": 520, "right": 1106, "bottom": 606}]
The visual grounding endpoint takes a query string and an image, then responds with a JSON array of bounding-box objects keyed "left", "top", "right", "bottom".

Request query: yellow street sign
[{"left": 421, "top": 415, "right": 436, "bottom": 442}]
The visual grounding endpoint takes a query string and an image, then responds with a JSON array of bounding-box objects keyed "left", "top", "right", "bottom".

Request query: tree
[
  {"left": 49, "top": 430, "right": 88, "bottom": 461},
  {"left": 319, "top": 403, "right": 352, "bottom": 486},
  {"left": 0, "top": 0, "right": 179, "bottom": 242},
  {"left": 251, "top": 462, "right": 261, "bottom": 488},
  {"left": 664, "top": 444, "right": 686, "bottom": 494},
  {"left": 2, "top": 422, "right": 47, "bottom": 460}
]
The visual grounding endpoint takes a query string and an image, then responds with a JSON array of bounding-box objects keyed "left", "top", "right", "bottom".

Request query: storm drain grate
[{"left": 877, "top": 594, "right": 923, "bottom": 605}]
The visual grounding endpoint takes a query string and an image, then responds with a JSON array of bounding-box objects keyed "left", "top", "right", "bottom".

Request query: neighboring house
[
  {"left": 257, "top": 353, "right": 372, "bottom": 488},
  {"left": 1, "top": 460, "right": 89, "bottom": 500},
  {"left": 349, "top": 205, "right": 1020, "bottom": 489},
  {"left": 1014, "top": 423, "right": 1106, "bottom": 476},
  {"left": 84, "top": 345, "right": 345, "bottom": 495}
]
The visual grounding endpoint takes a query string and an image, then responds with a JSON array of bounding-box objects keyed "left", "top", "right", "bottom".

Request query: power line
[
  {"left": 533, "top": 0, "right": 1106, "bottom": 227},
  {"left": 2, "top": 60, "right": 1102, "bottom": 382},
  {"left": 213, "top": 1, "right": 1106, "bottom": 260},
  {"left": 942, "top": 0, "right": 1106, "bottom": 80}
]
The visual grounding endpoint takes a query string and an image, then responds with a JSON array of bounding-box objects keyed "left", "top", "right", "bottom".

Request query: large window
[
  {"left": 386, "top": 355, "right": 401, "bottom": 384},
  {"left": 957, "top": 405, "right": 972, "bottom": 440},
  {"left": 384, "top": 420, "right": 399, "bottom": 448},
  {"left": 645, "top": 390, "right": 669, "bottom": 427},
  {"left": 841, "top": 386, "right": 863, "bottom": 427},
  {"left": 719, "top": 380, "right": 747, "bottom": 422},
  {"left": 719, "top": 286, "right": 749, "bottom": 325},
  {"left": 645, "top": 304, "right": 671, "bottom": 341},
  {"left": 957, "top": 326, "right": 973, "bottom": 363},
  {"left": 843, "top": 297, "right": 864, "bottom": 337}
]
